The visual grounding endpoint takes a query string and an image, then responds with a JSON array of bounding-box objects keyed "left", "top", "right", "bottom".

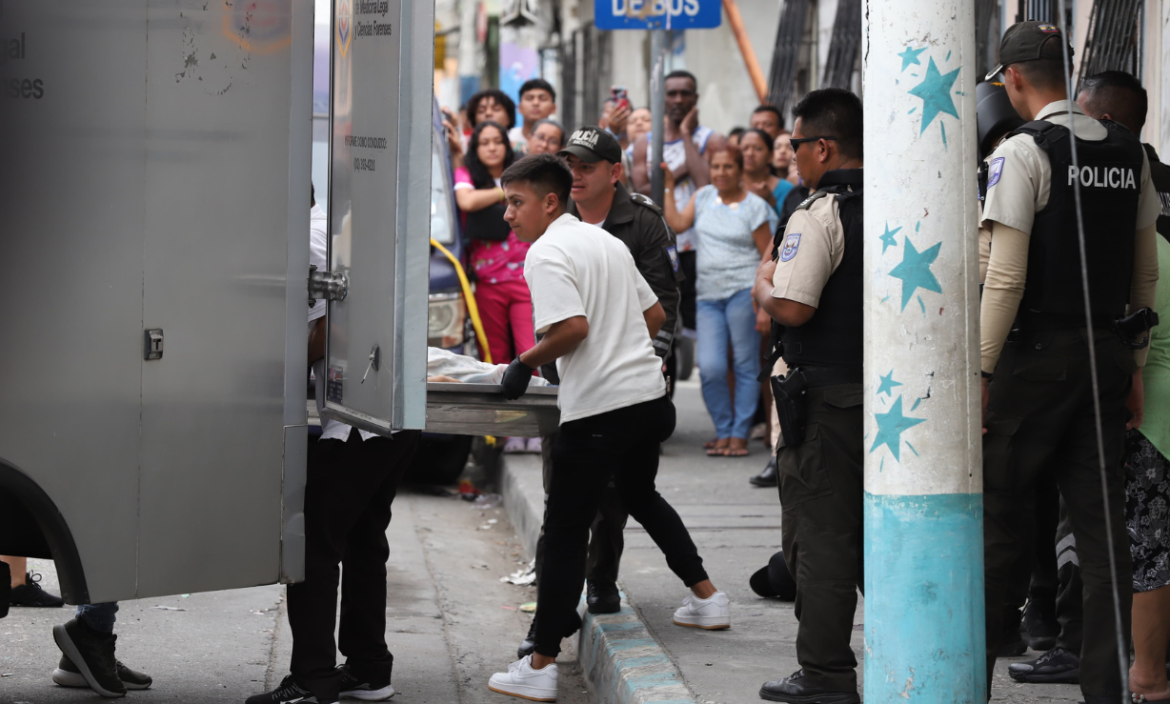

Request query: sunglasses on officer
[{"left": 790, "top": 136, "right": 838, "bottom": 151}]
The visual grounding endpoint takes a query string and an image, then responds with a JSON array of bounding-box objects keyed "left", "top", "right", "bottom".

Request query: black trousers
[
  {"left": 534, "top": 430, "right": 628, "bottom": 587},
  {"left": 678, "top": 250, "right": 697, "bottom": 331},
  {"left": 287, "top": 429, "right": 420, "bottom": 697},
  {"left": 776, "top": 383, "right": 864, "bottom": 692},
  {"left": 983, "top": 329, "right": 1132, "bottom": 701},
  {"left": 534, "top": 396, "right": 708, "bottom": 656}
]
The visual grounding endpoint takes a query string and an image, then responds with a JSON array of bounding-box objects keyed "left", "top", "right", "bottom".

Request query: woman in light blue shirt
[{"left": 663, "top": 145, "right": 776, "bottom": 457}]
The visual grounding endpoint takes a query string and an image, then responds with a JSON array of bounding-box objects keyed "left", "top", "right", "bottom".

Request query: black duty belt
[{"left": 795, "top": 365, "right": 863, "bottom": 389}]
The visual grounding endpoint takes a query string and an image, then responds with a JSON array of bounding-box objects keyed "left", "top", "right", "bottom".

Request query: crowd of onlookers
[{"left": 442, "top": 75, "right": 805, "bottom": 461}]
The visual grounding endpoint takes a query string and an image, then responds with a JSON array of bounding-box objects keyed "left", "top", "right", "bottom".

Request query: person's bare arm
[
  {"left": 455, "top": 186, "right": 505, "bottom": 213},
  {"left": 518, "top": 316, "right": 589, "bottom": 370},
  {"left": 309, "top": 316, "right": 326, "bottom": 365},
  {"left": 632, "top": 135, "right": 652, "bottom": 196},
  {"left": 643, "top": 301, "right": 665, "bottom": 339},
  {"left": 751, "top": 221, "right": 772, "bottom": 256},
  {"left": 661, "top": 184, "right": 695, "bottom": 233}
]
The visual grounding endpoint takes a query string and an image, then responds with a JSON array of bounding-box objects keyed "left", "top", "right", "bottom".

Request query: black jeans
[
  {"left": 287, "top": 429, "right": 420, "bottom": 698},
  {"left": 983, "top": 329, "right": 1132, "bottom": 701},
  {"left": 534, "top": 395, "right": 708, "bottom": 656}
]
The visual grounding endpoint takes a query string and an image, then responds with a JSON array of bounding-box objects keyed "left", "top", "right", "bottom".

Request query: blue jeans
[
  {"left": 76, "top": 602, "right": 118, "bottom": 634},
  {"left": 697, "top": 288, "right": 761, "bottom": 440}
]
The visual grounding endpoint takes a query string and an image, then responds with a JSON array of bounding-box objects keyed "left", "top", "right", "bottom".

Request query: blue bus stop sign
[{"left": 594, "top": 0, "right": 722, "bottom": 30}]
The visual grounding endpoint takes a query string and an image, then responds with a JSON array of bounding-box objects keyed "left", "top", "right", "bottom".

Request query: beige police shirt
[
  {"left": 771, "top": 192, "right": 847, "bottom": 306},
  {"left": 980, "top": 100, "right": 1161, "bottom": 373}
]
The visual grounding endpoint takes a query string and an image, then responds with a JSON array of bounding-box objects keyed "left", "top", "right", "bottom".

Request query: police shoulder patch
[
  {"left": 987, "top": 156, "right": 1005, "bottom": 188},
  {"left": 780, "top": 233, "right": 802, "bottom": 262},
  {"left": 665, "top": 244, "right": 680, "bottom": 272}
]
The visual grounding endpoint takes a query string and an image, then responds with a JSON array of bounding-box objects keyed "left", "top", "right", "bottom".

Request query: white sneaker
[
  {"left": 488, "top": 655, "right": 557, "bottom": 702},
  {"left": 673, "top": 591, "right": 731, "bottom": 630}
]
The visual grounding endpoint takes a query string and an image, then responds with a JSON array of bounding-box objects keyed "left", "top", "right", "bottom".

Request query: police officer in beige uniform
[
  {"left": 752, "top": 88, "right": 864, "bottom": 704},
  {"left": 979, "top": 22, "right": 1161, "bottom": 703}
]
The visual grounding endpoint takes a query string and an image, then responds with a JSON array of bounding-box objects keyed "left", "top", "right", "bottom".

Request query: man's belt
[{"left": 797, "top": 365, "right": 863, "bottom": 388}]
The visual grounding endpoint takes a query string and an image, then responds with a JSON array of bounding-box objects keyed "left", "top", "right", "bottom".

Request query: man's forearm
[
  {"left": 980, "top": 223, "right": 1030, "bottom": 374},
  {"left": 518, "top": 317, "right": 589, "bottom": 370}
]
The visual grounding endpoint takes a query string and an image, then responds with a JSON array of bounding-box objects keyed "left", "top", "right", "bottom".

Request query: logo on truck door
[{"left": 337, "top": 0, "right": 353, "bottom": 58}]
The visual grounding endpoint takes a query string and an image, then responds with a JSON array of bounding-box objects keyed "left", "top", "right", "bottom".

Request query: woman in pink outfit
[{"left": 453, "top": 121, "right": 540, "bottom": 454}]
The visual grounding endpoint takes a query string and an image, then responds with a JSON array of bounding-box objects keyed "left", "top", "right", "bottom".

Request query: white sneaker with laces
[
  {"left": 673, "top": 591, "right": 731, "bottom": 630},
  {"left": 488, "top": 654, "right": 557, "bottom": 702}
]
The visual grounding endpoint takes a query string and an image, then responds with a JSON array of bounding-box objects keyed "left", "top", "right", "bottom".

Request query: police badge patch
[
  {"left": 987, "top": 157, "right": 1005, "bottom": 188},
  {"left": 665, "top": 245, "right": 680, "bottom": 273},
  {"left": 780, "top": 233, "right": 802, "bottom": 262}
]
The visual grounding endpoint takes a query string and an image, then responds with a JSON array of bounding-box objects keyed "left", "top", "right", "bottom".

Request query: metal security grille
[
  {"left": 1078, "top": 0, "right": 1142, "bottom": 86},
  {"left": 1018, "top": 0, "right": 1058, "bottom": 22},
  {"left": 766, "top": 0, "right": 812, "bottom": 112},
  {"left": 822, "top": 0, "right": 860, "bottom": 89}
]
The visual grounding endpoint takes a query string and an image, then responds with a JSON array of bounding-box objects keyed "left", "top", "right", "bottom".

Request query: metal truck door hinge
[{"left": 308, "top": 265, "right": 349, "bottom": 307}]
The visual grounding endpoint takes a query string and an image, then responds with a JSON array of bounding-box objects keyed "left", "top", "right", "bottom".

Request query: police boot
[
  {"left": 759, "top": 670, "right": 860, "bottom": 704},
  {"left": 750, "top": 456, "right": 778, "bottom": 488}
]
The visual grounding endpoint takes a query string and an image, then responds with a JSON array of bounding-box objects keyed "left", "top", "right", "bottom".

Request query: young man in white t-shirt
[{"left": 486, "top": 155, "right": 730, "bottom": 702}]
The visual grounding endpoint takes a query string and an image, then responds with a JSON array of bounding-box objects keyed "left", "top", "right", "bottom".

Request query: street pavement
[
  {"left": 0, "top": 486, "right": 594, "bottom": 704},
  {"left": 616, "top": 377, "right": 1082, "bottom": 703}
]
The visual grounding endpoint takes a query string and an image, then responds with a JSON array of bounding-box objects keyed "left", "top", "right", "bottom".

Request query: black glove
[{"left": 501, "top": 357, "right": 534, "bottom": 400}]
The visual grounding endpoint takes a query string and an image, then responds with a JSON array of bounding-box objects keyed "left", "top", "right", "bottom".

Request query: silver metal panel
[
  {"left": 322, "top": 0, "right": 432, "bottom": 434},
  {"left": 0, "top": 1, "right": 148, "bottom": 603},
  {"left": 425, "top": 384, "right": 561, "bottom": 438},
  {"left": 137, "top": 0, "right": 308, "bottom": 598},
  {"left": 281, "top": 0, "right": 314, "bottom": 586}
]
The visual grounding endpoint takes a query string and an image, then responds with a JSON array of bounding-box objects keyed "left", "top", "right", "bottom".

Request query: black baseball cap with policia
[
  {"left": 558, "top": 126, "right": 623, "bottom": 164},
  {"left": 985, "top": 20, "right": 1075, "bottom": 82}
]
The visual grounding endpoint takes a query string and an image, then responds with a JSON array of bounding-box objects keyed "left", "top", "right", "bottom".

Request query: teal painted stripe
[
  {"left": 863, "top": 492, "right": 987, "bottom": 704},
  {"left": 604, "top": 638, "right": 658, "bottom": 651},
  {"left": 613, "top": 654, "right": 672, "bottom": 668},
  {"left": 597, "top": 621, "right": 645, "bottom": 633}
]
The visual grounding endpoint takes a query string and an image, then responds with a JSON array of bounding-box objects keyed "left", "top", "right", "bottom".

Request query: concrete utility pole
[
  {"left": 649, "top": 27, "right": 667, "bottom": 205},
  {"left": 861, "top": 0, "right": 985, "bottom": 701}
]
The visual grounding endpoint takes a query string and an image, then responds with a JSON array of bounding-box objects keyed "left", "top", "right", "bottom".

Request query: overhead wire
[{"left": 1052, "top": 2, "right": 1130, "bottom": 700}]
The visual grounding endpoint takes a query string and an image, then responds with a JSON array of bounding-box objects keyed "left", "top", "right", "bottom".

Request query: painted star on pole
[
  {"left": 908, "top": 57, "right": 961, "bottom": 133},
  {"left": 870, "top": 396, "right": 926, "bottom": 461},
  {"left": 889, "top": 235, "right": 942, "bottom": 311},
  {"left": 879, "top": 222, "right": 901, "bottom": 254},
  {"left": 898, "top": 45, "right": 926, "bottom": 72},
  {"left": 877, "top": 370, "right": 903, "bottom": 397}
]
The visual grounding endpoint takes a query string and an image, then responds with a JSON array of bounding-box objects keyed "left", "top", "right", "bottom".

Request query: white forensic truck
[{"left": 0, "top": 0, "right": 556, "bottom": 607}]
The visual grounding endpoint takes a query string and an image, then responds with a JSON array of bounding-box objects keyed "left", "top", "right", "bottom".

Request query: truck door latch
[{"left": 308, "top": 265, "right": 349, "bottom": 307}]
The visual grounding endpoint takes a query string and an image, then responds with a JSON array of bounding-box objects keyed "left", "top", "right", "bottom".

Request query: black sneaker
[
  {"left": 52, "top": 618, "right": 125, "bottom": 698},
  {"left": 338, "top": 665, "right": 395, "bottom": 701},
  {"left": 1020, "top": 600, "right": 1058, "bottom": 652},
  {"left": 517, "top": 617, "right": 538, "bottom": 659},
  {"left": 1007, "top": 646, "right": 1080, "bottom": 684},
  {"left": 586, "top": 580, "right": 621, "bottom": 614},
  {"left": 750, "top": 456, "right": 778, "bottom": 488},
  {"left": 10, "top": 572, "right": 65, "bottom": 607},
  {"left": 246, "top": 674, "right": 338, "bottom": 704},
  {"left": 53, "top": 654, "right": 152, "bottom": 690},
  {"left": 759, "top": 669, "right": 860, "bottom": 704}
]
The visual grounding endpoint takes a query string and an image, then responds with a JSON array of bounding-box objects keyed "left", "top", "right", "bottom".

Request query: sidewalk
[{"left": 502, "top": 378, "right": 1083, "bottom": 704}]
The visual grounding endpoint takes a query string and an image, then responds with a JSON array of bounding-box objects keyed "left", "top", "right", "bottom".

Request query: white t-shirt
[
  {"left": 309, "top": 203, "right": 374, "bottom": 442},
  {"left": 525, "top": 213, "right": 666, "bottom": 423}
]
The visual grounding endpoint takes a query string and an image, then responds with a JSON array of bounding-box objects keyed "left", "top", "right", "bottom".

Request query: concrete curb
[{"left": 500, "top": 455, "right": 698, "bottom": 704}]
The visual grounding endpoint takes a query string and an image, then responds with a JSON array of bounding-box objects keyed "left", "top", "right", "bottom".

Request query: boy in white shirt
[{"left": 487, "top": 154, "right": 730, "bottom": 702}]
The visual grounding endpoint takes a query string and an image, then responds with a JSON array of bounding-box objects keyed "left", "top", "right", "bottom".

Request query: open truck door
[
  {"left": 320, "top": 0, "right": 558, "bottom": 440},
  {"left": 0, "top": 0, "right": 314, "bottom": 604}
]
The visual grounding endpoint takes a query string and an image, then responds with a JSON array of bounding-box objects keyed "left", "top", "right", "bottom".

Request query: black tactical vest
[
  {"left": 778, "top": 168, "right": 864, "bottom": 368},
  {"left": 1007, "top": 120, "right": 1143, "bottom": 322}
]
